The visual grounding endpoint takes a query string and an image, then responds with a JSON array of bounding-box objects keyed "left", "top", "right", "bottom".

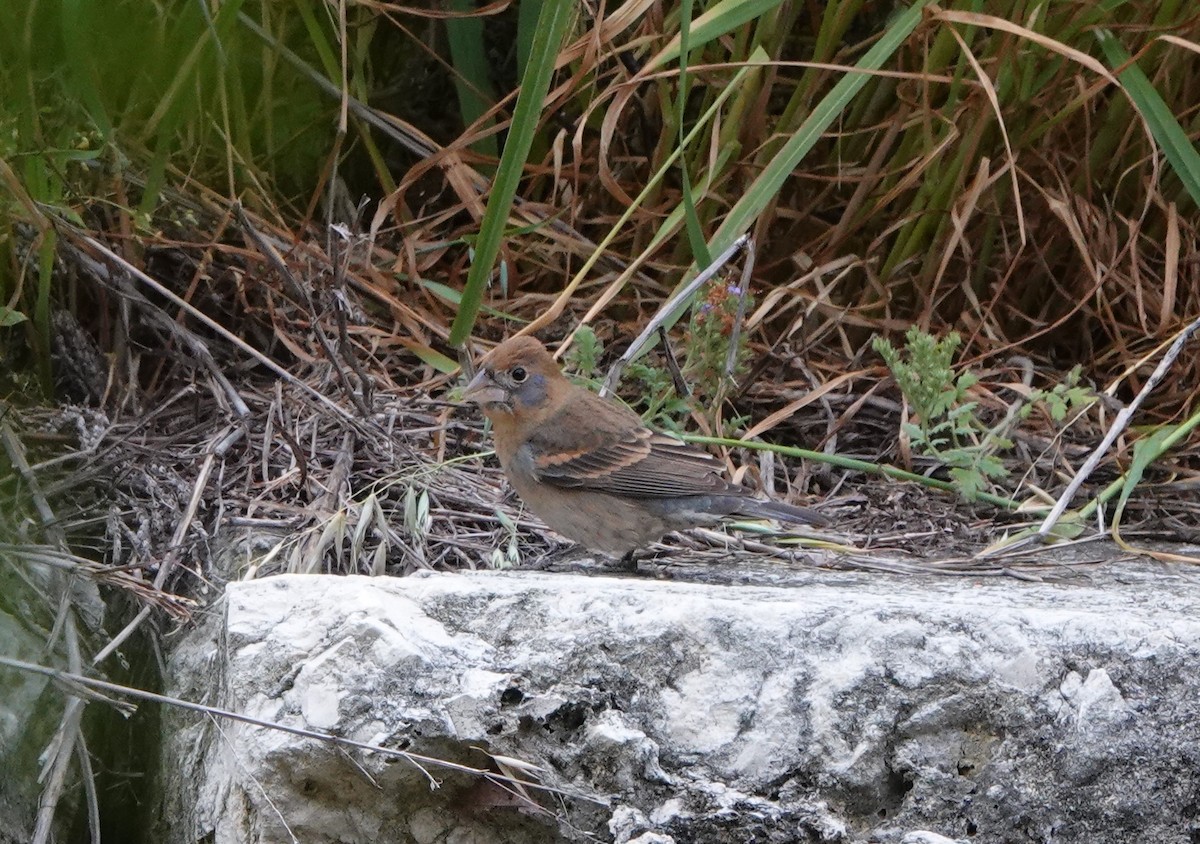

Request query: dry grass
[
  {"left": 5, "top": 186, "right": 1196, "bottom": 589},
  {"left": 2, "top": 3, "right": 1200, "bottom": 834}
]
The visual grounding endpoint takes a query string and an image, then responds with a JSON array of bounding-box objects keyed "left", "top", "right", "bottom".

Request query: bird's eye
[{"left": 510, "top": 366, "right": 528, "bottom": 383}]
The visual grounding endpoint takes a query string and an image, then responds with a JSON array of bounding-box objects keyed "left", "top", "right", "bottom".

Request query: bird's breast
[{"left": 501, "top": 441, "right": 538, "bottom": 484}]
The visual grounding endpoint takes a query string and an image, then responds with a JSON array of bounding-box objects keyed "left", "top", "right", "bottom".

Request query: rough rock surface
[{"left": 160, "top": 564, "right": 1200, "bottom": 844}]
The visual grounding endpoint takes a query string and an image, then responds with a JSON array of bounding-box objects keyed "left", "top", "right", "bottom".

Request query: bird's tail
[{"left": 735, "top": 497, "right": 829, "bottom": 528}]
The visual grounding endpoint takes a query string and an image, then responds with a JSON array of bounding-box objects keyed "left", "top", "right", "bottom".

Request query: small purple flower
[{"left": 726, "top": 285, "right": 742, "bottom": 296}]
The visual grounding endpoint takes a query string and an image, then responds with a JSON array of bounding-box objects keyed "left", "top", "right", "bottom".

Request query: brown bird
[{"left": 464, "top": 336, "right": 827, "bottom": 563}]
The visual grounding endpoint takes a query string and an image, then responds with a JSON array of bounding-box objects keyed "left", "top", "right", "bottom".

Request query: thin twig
[
  {"left": 2, "top": 420, "right": 102, "bottom": 843},
  {"left": 601, "top": 234, "right": 751, "bottom": 396},
  {"left": 724, "top": 240, "right": 755, "bottom": 378},
  {"left": 32, "top": 697, "right": 85, "bottom": 844},
  {"left": 235, "top": 205, "right": 372, "bottom": 418},
  {"left": 1033, "top": 314, "right": 1200, "bottom": 541},
  {"left": 0, "top": 655, "right": 605, "bottom": 805},
  {"left": 75, "top": 731, "right": 102, "bottom": 844},
  {"left": 657, "top": 326, "right": 690, "bottom": 398},
  {"left": 58, "top": 226, "right": 366, "bottom": 430},
  {"left": 93, "top": 425, "right": 243, "bottom": 666},
  {"left": 328, "top": 198, "right": 376, "bottom": 410}
]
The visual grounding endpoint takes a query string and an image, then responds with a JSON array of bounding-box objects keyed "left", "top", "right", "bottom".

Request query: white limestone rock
[{"left": 160, "top": 565, "right": 1200, "bottom": 843}]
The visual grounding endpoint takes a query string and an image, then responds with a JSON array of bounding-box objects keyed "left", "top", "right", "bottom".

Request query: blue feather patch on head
[{"left": 515, "top": 373, "right": 547, "bottom": 407}]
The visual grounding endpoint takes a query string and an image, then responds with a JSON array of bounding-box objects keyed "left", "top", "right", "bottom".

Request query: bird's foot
[{"left": 523, "top": 544, "right": 603, "bottom": 572}]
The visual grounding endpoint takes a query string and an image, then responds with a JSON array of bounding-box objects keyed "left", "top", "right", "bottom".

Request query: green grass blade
[
  {"left": 549, "top": 58, "right": 759, "bottom": 337},
  {"left": 683, "top": 434, "right": 1025, "bottom": 512},
  {"left": 516, "top": 0, "right": 540, "bottom": 78},
  {"left": 0, "top": 307, "right": 28, "bottom": 328},
  {"left": 292, "top": 0, "right": 345, "bottom": 96},
  {"left": 1079, "top": 403, "right": 1200, "bottom": 524},
  {"left": 448, "top": 0, "right": 575, "bottom": 347},
  {"left": 59, "top": 0, "right": 113, "bottom": 137},
  {"left": 35, "top": 230, "right": 55, "bottom": 392},
  {"left": 408, "top": 344, "right": 461, "bottom": 374},
  {"left": 648, "top": 0, "right": 787, "bottom": 70},
  {"left": 1095, "top": 29, "right": 1200, "bottom": 207},
  {"left": 446, "top": 0, "right": 499, "bottom": 159},
  {"left": 414, "top": 277, "right": 525, "bottom": 323},
  {"left": 708, "top": 0, "right": 934, "bottom": 257},
  {"left": 1113, "top": 425, "right": 1174, "bottom": 525},
  {"left": 676, "top": 0, "right": 712, "bottom": 268}
]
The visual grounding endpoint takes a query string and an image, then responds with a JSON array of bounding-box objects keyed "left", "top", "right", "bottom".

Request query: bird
[{"left": 463, "top": 336, "right": 827, "bottom": 564}]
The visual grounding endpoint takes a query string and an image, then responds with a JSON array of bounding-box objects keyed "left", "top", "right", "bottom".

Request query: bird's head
[{"left": 463, "top": 336, "right": 563, "bottom": 417}]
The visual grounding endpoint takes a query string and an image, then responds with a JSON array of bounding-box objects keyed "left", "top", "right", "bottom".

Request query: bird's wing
[{"left": 525, "top": 409, "right": 734, "bottom": 499}]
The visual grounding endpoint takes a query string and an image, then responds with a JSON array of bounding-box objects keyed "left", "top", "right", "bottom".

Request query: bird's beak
[{"left": 463, "top": 369, "right": 509, "bottom": 407}]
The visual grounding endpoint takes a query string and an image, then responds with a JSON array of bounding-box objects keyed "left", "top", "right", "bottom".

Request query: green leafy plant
[
  {"left": 563, "top": 324, "right": 604, "bottom": 382},
  {"left": 584, "top": 275, "right": 755, "bottom": 435},
  {"left": 874, "top": 327, "right": 1010, "bottom": 501},
  {"left": 1019, "top": 365, "right": 1094, "bottom": 423},
  {"left": 562, "top": 324, "right": 713, "bottom": 434},
  {"left": 628, "top": 359, "right": 693, "bottom": 434},
  {"left": 683, "top": 278, "right": 753, "bottom": 398}
]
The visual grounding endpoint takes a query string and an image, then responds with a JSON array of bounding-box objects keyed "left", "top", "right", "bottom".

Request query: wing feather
[{"left": 526, "top": 404, "right": 736, "bottom": 498}]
